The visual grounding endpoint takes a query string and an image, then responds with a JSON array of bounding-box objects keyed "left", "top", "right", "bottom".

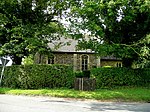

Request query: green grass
[{"left": 0, "top": 87, "right": 150, "bottom": 102}]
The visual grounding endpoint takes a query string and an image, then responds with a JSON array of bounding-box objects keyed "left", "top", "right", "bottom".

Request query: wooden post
[{"left": 74, "top": 78, "right": 96, "bottom": 91}]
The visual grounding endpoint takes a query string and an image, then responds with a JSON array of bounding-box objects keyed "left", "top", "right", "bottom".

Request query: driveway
[{"left": 0, "top": 95, "right": 150, "bottom": 112}]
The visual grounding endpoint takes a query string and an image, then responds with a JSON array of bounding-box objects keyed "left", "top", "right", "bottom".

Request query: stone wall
[
  {"left": 44, "top": 53, "right": 98, "bottom": 71},
  {"left": 101, "top": 60, "right": 122, "bottom": 67},
  {"left": 53, "top": 53, "right": 74, "bottom": 65},
  {"left": 34, "top": 52, "right": 122, "bottom": 70},
  {"left": 53, "top": 53, "right": 97, "bottom": 71},
  {"left": 34, "top": 52, "right": 47, "bottom": 64}
]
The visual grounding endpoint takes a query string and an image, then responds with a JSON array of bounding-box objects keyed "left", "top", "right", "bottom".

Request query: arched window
[
  {"left": 81, "top": 55, "right": 88, "bottom": 71},
  {"left": 116, "top": 62, "right": 122, "bottom": 67},
  {"left": 48, "top": 56, "right": 54, "bottom": 64}
]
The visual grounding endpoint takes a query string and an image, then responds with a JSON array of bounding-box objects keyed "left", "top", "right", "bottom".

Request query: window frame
[
  {"left": 81, "top": 55, "right": 89, "bottom": 71},
  {"left": 48, "top": 55, "right": 55, "bottom": 64}
]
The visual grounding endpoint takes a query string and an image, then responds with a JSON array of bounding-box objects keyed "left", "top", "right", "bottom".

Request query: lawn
[{"left": 0, "top": 87, "right": 150, "bottom": 102}]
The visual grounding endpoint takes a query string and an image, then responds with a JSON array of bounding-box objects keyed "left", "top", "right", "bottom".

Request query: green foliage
[
  {"left": 75, "top": 70, "right": 91, "bottom": 78},
  {"left": 69, "top": 0, "right": 150, "bottom": 67},
  {"left": 91, "top": 67, "right": 150, "bottom": 89},
  {"left": 82, "top": 70, "right": 91, "bottom": 78},
  {"left": 1, "top": 64, "right": 74, "bottom": 89},
  {"left": 22, "top": 55, "right": 34, "bottom": 65},
  {"left": 0, "top": 0, "right": 69, "bottom": 64},
  {"left": 75, "top": 71, "right": 84, "bottom": 78}
]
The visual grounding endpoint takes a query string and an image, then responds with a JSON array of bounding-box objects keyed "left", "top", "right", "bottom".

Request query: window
[
  {"left": 81, "top": 55, "right": 88, "bottom": 71},
  {"left": 116, "top": 62, "right": 122, "bottom": 67},
  {"left": 48, "top": 56, "right": 54, "bottom": 64}
]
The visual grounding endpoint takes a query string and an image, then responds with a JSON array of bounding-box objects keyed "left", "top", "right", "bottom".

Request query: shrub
[
  {"left": 135, "top": 68, "right": 150, "bottom": 86},
  {"left": 82, "top": 70, "right": 90, "bottom": 78},
  {"left": 1, "top": 64, "right": 74, "bottom": 89},
  {"left": 75, "top": 71, "right": 84, "bottom": 78},
  {"left": 22, "top": 55, "right": 34, "bottom": 65},
  {"left": 91, "top": 67, "right": 150, "bottom": 89},
  {"left": 75, "top": 70, "right": 91, "bottom": 78}
]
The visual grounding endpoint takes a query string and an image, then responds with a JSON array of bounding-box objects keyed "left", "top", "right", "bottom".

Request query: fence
[{"left": 74, "top": 78, "right": 96, "bottom": 91}]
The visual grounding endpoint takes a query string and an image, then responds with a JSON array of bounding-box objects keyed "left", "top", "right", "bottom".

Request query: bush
[
  {"left": 135, "top": 68, "right": 150, "bottom": 86},
  {"left": 91, "top": 67, "right": 150, "bottom": 89},
  {"left": 75, "top": 71, "right": 84, "bottom": 78},
  {"left": 22, "top": 55, "right": 34, "bottom": 65},
  {"left": 82, "top": 70, "right": 90, "bottom": 78},
  {"left": 1, "top": 64, "right": 74, "bottom": 89},
  {"left": 75, "top": 70, "right": 91, "bottom": 78}
]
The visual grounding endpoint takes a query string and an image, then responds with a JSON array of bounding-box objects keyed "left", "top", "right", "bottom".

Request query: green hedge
[
  {"left": 91, "top": 68, "right": 150, "bottom": 89},
  {"left": 75, "top": 70, "right": 91, "bottom": 78},
  {"left": 1, "top": 64, "right": 74, "bottom": 89},
  {"left": 1, "top": 65, "right": 149, "bottom": 89}
]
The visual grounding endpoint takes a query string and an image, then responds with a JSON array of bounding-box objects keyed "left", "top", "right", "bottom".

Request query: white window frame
[{"left": 81, "top": 55, "right": 89, "bottom": 71}]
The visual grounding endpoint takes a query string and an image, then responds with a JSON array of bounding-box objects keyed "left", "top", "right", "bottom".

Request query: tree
[
  {"left": 0, "top": 0, "right": 69, "bottom": 64},
  {"left": 69, "top": 0, "right": 150, "bottom": 68}
]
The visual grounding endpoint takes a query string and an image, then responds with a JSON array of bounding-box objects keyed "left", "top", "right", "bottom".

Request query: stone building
[{"left": 34, "top": 37, "right": 122, "bottom": 71}]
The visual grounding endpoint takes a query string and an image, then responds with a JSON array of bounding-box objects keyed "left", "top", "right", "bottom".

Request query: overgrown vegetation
[
  {"left": 0, "top": 0, "right": 70, "bottom": 64},
  {"left": 1, "top": 65, "right": 150, "bottom": 90},
  {"left": 70, "top": 0, "right": 150, "bottom": 68},
  {"left": 1, "top": 87, "right": 150, "bottom": 102},
  {"left": 75, "top": 70, "right": 91, "bottom": 78},
  {"left": 91, "top": 68, "right": 150, "bottom": 89},
  {"left": 1, "top": 64, "right": 74, "bottom": 89}
]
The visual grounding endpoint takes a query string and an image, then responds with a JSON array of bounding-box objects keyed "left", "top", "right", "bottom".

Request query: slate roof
[
  {"left": 48, "top": 37, "right": 122, "bottom": 60},
  {"left": 48, "top": 37, "right": 94, "bottom": 53}
]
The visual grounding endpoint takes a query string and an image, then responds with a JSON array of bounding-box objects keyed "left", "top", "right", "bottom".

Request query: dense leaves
[
  {"left": 91, "top": 67, "right": 150, "bottom": 89},
  {"left": 1, "top": 64, "right": 74, "bottom": 89},
  {"left": 1, "top": 64, "right": 150, "bottom": 89},
  {"left": 0, "top": 0, "right": 69, "bottom": 64},
  {"left": 69, "top": 0, "right": 150, "bottom": 68}
]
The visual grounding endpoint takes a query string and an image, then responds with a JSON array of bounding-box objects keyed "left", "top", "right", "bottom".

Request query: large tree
[
  {"left": 0, "top": 0, "right": 69, "bottom": 64},
  {"left": 69, "top": 0, "right": 150, "bottom": 68}
]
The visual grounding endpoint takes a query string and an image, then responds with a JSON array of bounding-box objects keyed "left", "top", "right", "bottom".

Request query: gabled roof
[
  {"left": 48, "top": 37, "right": 94, "bottom": 53},
  {"left": 48, "top": 37, "right": 122, "bottom": 60}
]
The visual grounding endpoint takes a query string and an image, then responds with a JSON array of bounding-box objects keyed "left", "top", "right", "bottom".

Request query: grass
[{"left": 0, "top": 87, "right": 150, "bottom": 102}]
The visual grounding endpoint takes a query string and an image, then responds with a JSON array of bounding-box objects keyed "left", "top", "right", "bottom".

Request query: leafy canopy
[
  {"left": 0, "top": 0, "right": 69, "bottom": 64},
  {"left": 69, "top": 0, "right": 150, "bottom": 67}
]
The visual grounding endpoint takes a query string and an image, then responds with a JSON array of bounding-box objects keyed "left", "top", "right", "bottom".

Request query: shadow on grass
[
  {"left": 1, "top": 87, "right": 150, "bottom": 103},
  {"left": 0, "top": 88, "right": 12, "bottom": 94}
]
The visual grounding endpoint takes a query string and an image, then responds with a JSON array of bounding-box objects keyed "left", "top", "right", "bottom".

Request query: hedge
[
  {"left": 75, "top": 70, "right": 91, "bottom": 78},
  {"left": 1, "top": 65, "right": 149, "bottom": 89},
  {"left": 1, "top": 64, "right": 74, "bottom": 89},
  {"left": 91, "top": 68, "right": 150, "bottom": 89}
]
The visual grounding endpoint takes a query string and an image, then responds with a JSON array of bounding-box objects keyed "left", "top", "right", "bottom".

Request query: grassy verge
[{"left": 0, "top": 87, "right": 150, "bottom": 102}]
